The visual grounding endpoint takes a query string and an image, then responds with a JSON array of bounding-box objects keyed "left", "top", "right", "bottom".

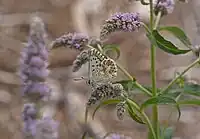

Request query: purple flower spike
[
  {"left": 51, "top": 32, "right": 89, "bottom": 51},
  {"left": 154, "top": 0, "right": 175, "bottom": 16},
  {"left": 35, "top": 116, "right": 59, "bottom": 139},
  {"left": 100, "top": 12, "right": 141, "bottom": 40},
  {"left": 22, "top": 103, "right": 38, "bottom": 137},
  {"left": 19, "top": 20, "right": 50, "bottom": 98},
  {"left": 20, "top": 16, "right": 57, "bottom": 139}
]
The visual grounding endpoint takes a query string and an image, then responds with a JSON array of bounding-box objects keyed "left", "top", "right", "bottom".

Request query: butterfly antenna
[{"left": 73, "top": 76, "right": 87, "bottom": 81}]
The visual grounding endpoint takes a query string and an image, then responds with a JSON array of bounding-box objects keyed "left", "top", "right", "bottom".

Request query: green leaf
[
  {"left": 92, "top": 99, "right": 121, "bottom": 120},
  {"left": 160, "top": 91, "right": 182, "bottom": 99},
  {"left": 102, "top": 44, "right": 120, "bottom": 60},
  {"left": 159, "top": 26, "right": 192, "bottom": 47},
  {"left": 182, "top": 83, "right": 200, "bottom": 97},
  {"left": 126, "top": 100, "right": 145, "bottom": 124},
  {"left": 141, "top": 96, "right": 181, "bottom": 120},
  {"left": 164, "top": 127, "right": 174, "bottom": 139},
  {"left": 160, "top": 127, "right": 174, "bottom": 139},
  {"left": 178, "top": 99, "right": 200, "bottom": 106},
  {"left": 152, "top": 30, "right": 191, "bottom": 55},
  {"left": 162, "top": 83, "right": 200, "bottom": 101}
]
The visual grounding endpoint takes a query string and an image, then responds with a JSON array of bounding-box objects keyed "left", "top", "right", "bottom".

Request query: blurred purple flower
[
  {"left": 29, "top": 56, "right": 46, "bottom": 68},
  {"left": 154, "top": 0, "right": 175, "bottom": 15},
  {"left": 20, "top": 16, "right": 58, "bottom": 139},
  {"left": 23, "top": 119, "right": 37, "bottom": 137},
  {"left": 34, "top": 116, "right": 59, "bottom": 139},
  {"left": 110, "top": 134, "right": 121, "bottom": 139},
  {"left": 22, "top": 103, "right": 37, "bottom": 121},
  {"left": 105, "top": 133, "right": 132, "bottom": 139},
  {"left": 22, "top": 103, "right": 37, "bottom": 137},
  {"left": 22, "top": 82, "right": 51, "bottom": 99},
  {"left": 51, "top": 32, "right": 89, "bottom": 51},
  {"left": 100, "top": 12, "right": 140, "bottom": 40},
  {"left": 19, "top": 23, "right": 50, "bottom": 99},
  {"left": 25, "top": 67, "right": 49, "bottom": 81}
]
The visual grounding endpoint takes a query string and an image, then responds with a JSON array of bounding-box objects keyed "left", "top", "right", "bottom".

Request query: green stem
[
  {"left": 154, "top": 11, "right": 162, "bottom": 30},
  {"left": 159, "top": 58, "right": 200, "bottom": 95},
  {"left": 127, "top": 99, "right": 157, "bottom": 139},
  {"left": 149, "top": 0, "right": 160, "bottom": 139},
  {"left": 117, "top": 63, "right": 152, "bottom": 97},
  {"left": 116, "top": 63, "right": 135, "bottom": 81},
  {"left": 141, "top": 22, "right": 151, "bottom": 34},
  {"left": 135, "top": 82, "right": 152, "bottom": 97}
]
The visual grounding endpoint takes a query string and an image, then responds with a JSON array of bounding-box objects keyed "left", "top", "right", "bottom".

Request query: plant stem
[
  {"left": 127, "top": 99, "right": 156, "bottom": 139},
  {"left": 141, "top": 22, "right": 151, "bottom": 34},
  {"left": 135, "top": 82, "right": 152, "bottom": 97},
  {"left": 149, "top": 0, "right": 160, "bottom": 139},
  {"left": 159, "top": 58, "right": 200, "bottom": 95},
  {"left": 116, "top": 63, "right": 135, "bottom": 81},
  {"left": 154, "top": 11, "right": 162, "bottom": 30},
  {"left": 116, "top": 63, "right": 152, "bottom": 97}
]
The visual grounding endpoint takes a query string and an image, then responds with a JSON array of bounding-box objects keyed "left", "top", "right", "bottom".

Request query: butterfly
[
  {"left": 73, "top": 48, "right": 118, "bottom": 89},
  {"left": 88, "top": 48, "right": 118, "bottom": 85}
]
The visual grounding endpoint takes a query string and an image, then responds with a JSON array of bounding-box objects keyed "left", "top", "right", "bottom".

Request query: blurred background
[{"left": 0, "top": 0, "right": 200, "bottom": 138}]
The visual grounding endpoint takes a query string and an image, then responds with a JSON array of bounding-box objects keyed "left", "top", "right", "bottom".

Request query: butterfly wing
[
  {"left": 88, "top": 49, "right": 105, "bottom": 83},
  {"left": 88, "top": 48, "right": 118, "bottom": 87}
]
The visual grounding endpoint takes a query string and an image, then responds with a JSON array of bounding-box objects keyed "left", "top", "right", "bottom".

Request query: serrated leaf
[
  {"left": 126, "top": 101, "right": 145, "bottom": 124},
  {"left": 159, "top": 26, "right": 192, "bottom": 47},
  {"left": 178, "top": 99, "right": 200, "bottom": 106},
  {"left": 102, "top": 44, "right": 120, "bottom": 60},
  {"left": 92, "top": 99, "right": 121, "bottom": 120},
  {"left": 152, "top": 30, "right": 191, "bottom": 55},
  {"left": 141, "top": 96, "right": 181, "bottom": 120}
]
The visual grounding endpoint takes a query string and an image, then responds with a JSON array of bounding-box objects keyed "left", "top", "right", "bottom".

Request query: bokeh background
[{"left": 0, "top": 0, "right": 200, "bottom": 139}]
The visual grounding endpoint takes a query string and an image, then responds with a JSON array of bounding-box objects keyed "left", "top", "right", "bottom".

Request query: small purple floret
[
  {"left": 51, "top": 32, "right": 89, "bottom": 51},
  {"left": 154, "top": 0, "right": 175, "bottom": 15}
]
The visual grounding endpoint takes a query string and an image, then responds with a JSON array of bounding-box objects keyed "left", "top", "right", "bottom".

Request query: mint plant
[{"left": 50, "top": 0, "right": 200, "bottom": 139}]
